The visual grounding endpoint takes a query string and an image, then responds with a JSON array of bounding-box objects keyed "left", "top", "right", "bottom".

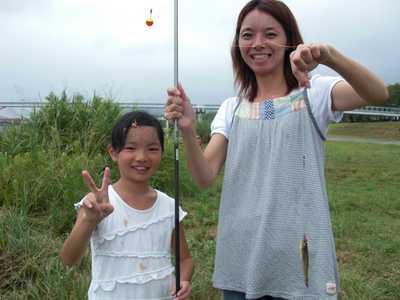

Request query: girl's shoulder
[
  {"left": 154, "top": 189, "right": 188, "bottom": 222},
  {"left": 154, "top": 189, "right": 175, "bottom": 206}
]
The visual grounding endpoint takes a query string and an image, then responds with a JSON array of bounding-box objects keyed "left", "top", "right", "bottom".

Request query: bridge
[{"left": 1, "top": 101, "right": 399, "bottom": 122}]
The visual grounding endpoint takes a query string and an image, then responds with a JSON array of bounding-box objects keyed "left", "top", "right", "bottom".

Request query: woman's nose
[{"left": 253, "top": 35, "right": 266, "bottom": 50}]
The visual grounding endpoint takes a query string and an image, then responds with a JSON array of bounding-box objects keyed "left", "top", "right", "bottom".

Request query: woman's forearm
[
  {"left": 324, "top": 45, "right": 388, "bottom": 106},
  {"left": 181, "top": 130, "right": 227, "bottom": 189}
]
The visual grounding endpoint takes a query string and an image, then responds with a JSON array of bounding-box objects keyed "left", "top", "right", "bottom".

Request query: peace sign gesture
[{"left": 81, "top": 167, "right": 114, "bottom": 223}]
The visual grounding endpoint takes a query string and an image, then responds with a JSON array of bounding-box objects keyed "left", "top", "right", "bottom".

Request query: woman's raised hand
[
  {"left": 81, "top": 167, "right": 114, "bottom": 223},
  {"left": 165, "top": 82, "right": 196, "bottom": 133},
  {"left": 290, "top": 43, "right": 331, "bottom": 88}
]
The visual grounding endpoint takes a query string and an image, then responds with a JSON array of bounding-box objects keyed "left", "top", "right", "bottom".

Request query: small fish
[{"left": 300, "top": 233, "right": 309, "bottom": 288}]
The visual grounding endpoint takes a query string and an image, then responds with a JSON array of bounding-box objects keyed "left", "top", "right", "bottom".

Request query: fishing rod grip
[{"left": 173, "top": 117, "right": 180, "bottom": 296}]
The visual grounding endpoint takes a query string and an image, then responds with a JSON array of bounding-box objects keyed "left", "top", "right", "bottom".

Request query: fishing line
[
  {"left": 232, "top": 40, "right": 299, "bottom": 49},
  {"left": 145, "top": 6, "right": 300, "bottom": 52},
  {"left": 146, "top": 2, "right": 180, "bottom": 295},
  {"left": 300, "top": 90, "right": 309, "bottom": 289}
]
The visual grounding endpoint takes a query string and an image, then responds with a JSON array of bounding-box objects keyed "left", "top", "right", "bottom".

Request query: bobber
[{"left": 146, "top": 9, "right": 153, "bottom": 26}]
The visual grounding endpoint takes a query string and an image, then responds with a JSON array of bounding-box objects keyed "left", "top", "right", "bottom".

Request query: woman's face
[{"left": 238, "top": 9, "right": 287, "bottom": 77}]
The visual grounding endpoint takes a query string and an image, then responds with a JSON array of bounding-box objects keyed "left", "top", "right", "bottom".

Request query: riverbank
[{"left": 327, "top": 136, "right": 400, "bottom": 145}]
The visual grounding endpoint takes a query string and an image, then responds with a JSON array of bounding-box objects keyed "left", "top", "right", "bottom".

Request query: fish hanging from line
[{"left": 300, "top": 233, "right": 309, "bottom": 288}]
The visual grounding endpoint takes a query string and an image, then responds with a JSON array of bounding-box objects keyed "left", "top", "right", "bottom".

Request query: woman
[{"left": 165, "top": 0, "right": 388, "bottom": 299}]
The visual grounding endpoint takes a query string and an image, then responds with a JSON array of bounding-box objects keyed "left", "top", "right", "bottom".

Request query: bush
[
  {"left": 196, "top": 113, "right": 215, "bottom": 144},
  {"left": 0, "top": 91, "right": 123, "bottom": 232},
  {"left": 0, "top": 92, "right": 213, "bottom": 298}
]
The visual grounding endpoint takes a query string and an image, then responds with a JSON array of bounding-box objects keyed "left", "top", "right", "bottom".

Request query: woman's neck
[{"left": 254, "top": 73, "right": 289, "bottom": 102}]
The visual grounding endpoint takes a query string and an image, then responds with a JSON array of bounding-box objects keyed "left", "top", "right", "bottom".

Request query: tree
[{"left": 382, "top": 83, "right": 400, "bottom": 108}]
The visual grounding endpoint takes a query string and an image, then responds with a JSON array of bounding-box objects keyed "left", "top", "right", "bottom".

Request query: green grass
[
  {"left": 0, "top": 95, "right": 399, "bottom": 300},
  {"left": 328, "top": 122, "right": 400, "bottom": 140},
  {"left": 325, "top": 141, "right": 400, "bottom": 299}
]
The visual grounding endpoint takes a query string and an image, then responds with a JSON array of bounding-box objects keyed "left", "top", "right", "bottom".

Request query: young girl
[
  {"left": 61, "top": 111, "right": 193, "bottom": 300},
  {"left": 165, "top": 0, "right": 387, "bottom": 299}
]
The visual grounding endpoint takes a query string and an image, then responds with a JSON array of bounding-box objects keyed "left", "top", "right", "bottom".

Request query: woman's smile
[{"left": 251, "top": 53, "right": 272, "bottom": 62}]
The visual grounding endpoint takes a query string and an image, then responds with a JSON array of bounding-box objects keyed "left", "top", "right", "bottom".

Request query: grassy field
[
  {"left": 328, "top": 122, "right": 400, "bottom": 140},
  {"left": 324, "top": 141, "right": 400, "bottom": 299},
  {"left": 1, "top": 113, "right": 399, "bottom": 299}
]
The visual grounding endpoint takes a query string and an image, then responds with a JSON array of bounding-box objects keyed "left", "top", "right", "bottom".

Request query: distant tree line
[
  {"left": 383, "top": 83, "right": 400, "bottom": 108},
  {"left": 342, "top": 82, "right": 399, "bottom": 122}
]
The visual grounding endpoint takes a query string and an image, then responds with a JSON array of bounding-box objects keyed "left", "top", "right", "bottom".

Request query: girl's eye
[
  {"left": 125, "top": 147, "right": 135, "bottom": 151},
  {"left": 266, "top": 32, "right": 277, "bottom": 38}
]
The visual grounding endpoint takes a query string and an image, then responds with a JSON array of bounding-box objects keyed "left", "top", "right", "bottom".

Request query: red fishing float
[{"left": 146, "top": 9, "right": 153, "bottom": 26}]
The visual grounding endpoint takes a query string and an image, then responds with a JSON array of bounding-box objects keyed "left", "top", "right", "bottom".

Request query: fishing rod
[
  {"left": 146, "top": 1, "right": 180, "bottom": 294},
  {"left": 173, "top": 0, "right": 180, "bottom": 295}
]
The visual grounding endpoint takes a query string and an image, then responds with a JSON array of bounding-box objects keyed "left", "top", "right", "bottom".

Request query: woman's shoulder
[
  {"left": 211, "top": 97, "right": 240, "bottom": 140},
  {"left": 219, "top": 97, "right": 240, "bottom": 114},
  {"left": 309, "top": 74, "right": 344, "bottom": 90}
]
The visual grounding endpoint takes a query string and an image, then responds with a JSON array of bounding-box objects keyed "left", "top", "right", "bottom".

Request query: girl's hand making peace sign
[{"left": 81, "top": 167, "right": 114, "bottom": 223}]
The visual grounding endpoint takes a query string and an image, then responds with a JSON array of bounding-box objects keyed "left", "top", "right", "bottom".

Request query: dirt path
[{"left": 327, "top": 137, "right": 400, "bottom": 145}]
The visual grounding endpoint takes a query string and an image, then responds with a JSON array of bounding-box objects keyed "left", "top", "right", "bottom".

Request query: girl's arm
[
  {"left": 61, "top": 205, "right": 99, "bottom": 266},
  {"left": 61, "top": 168, "right": 114, "bottom": 266},
  {"left": 290, "top": 44, "right": 388, "bottom": 111},
  {"left": 170, "top": 222, "right": 194, "bottom": 300},
  {"left": 165, "top": 83, "right": 228, "bottom": 189}
]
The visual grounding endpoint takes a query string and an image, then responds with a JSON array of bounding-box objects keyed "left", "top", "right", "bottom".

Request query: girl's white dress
[{"left": 75, "top": 186, "right": 186, "bottom": 300}]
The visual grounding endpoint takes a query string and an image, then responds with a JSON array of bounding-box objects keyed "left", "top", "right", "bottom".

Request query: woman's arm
[
  {"left": 165, "top": 83, "right": 228, "bottom": 189},
  {"left": 290, "top": 44, "right": 388, "bottom": 111}
]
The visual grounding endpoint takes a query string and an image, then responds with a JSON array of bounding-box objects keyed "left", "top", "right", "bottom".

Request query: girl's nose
[{"left": 135, "top": 150, "right": 147, "bottom": 162}]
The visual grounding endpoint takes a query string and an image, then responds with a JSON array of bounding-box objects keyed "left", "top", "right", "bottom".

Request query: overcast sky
[{"left": 1, "top": 0, "right": 399, "bottom": 111}]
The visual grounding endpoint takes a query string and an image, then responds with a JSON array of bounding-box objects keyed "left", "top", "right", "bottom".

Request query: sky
[{"left": 1, "top": 0, "right": 399, "bottom": 115}]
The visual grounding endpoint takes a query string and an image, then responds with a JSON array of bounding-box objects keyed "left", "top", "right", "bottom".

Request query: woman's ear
[{"left": 108, "top": 144, "right": 118, "bottom": 162}]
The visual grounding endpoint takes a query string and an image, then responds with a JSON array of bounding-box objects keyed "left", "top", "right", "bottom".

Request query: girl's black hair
[{"left": 110, "top": 110, "right": 165, "bottom": 153}]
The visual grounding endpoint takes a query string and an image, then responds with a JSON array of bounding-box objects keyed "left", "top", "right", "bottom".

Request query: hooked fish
[{"left": 300, "top": 233, "right": 309, "bottom": 288}]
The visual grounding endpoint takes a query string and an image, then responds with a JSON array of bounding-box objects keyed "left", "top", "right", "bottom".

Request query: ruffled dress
[{"left": 74, "top": 186, "right": 187, "bottom": 300}]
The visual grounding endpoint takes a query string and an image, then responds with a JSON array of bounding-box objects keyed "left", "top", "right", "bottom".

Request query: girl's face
[
  {"left": 109, "top": 126, "right": 163, "bottom": 184},
  {"left": 238, "top": 10, "right": 287, "bottom": 77}
]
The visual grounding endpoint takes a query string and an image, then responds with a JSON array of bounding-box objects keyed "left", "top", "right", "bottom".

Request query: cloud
[{"left": 0, "top": 0, "right": 399, "bottom": 108}]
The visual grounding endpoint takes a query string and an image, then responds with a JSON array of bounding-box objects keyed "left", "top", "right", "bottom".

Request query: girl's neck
[
  {"left": 112, "top": 179, "right": 157, "bottom": 210},
  {"left": 254, "top": 73, "right": 289, "bottom": 102}
]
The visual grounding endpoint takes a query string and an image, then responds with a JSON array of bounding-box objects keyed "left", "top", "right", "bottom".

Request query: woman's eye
[
  {"left": 266, "top": 32, "right": 277, "bottom": 38},
  {"left": 241, "top": 32, "right": 252, "bottom": 38}
]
